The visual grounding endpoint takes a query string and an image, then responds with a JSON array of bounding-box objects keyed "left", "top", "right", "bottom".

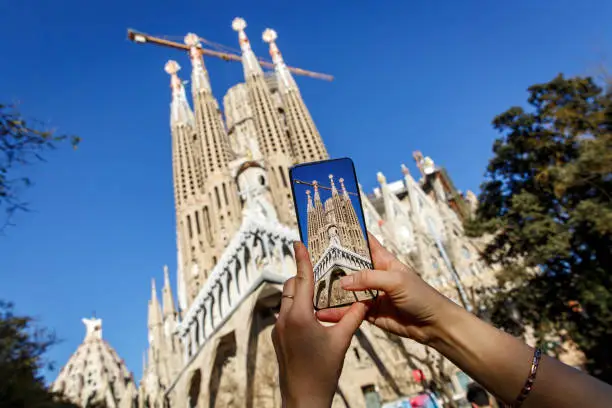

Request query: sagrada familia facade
[
  {"left": 304, "top": 175, "right": 376, "bottom": 309},
  {"left": 52, "top": 17, "right": 501, "bottom": 408}
]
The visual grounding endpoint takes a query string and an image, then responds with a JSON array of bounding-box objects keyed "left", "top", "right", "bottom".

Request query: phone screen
[{"left": 289, "top": 158, "right": 377, "bottom": 310}]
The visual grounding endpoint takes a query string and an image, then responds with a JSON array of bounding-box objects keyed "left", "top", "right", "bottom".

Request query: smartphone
[{"left": 289, "top": 157, "right": 378, "bottom": 310}]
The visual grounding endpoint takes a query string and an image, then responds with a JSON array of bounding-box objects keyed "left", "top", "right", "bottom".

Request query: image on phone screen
[{"left": 290, "top": 158, "right": 378, "bottom": 310}]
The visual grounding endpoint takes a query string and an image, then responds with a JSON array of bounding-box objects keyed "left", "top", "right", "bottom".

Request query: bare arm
[
  {"left": 318, "top": 234, "right": 612, "bottom": 408},
  {"left": 431, "top": 301, "right": 612, "bottom": 407}
]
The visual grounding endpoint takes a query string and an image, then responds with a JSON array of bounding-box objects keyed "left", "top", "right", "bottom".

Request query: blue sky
[
  {"left": 1, "top": 0, "right": 611, "bottom": 384},
  {"left": 291, "top": 158, "right": 367, "bottom": 253}
]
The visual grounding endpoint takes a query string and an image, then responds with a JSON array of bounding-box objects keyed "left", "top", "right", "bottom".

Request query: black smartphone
[{"left": 289, "top": 157, "right": 378, "bottom": 310}]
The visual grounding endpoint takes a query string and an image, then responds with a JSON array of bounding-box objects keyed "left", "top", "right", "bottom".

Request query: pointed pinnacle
[
  {"left": 151, "top": 278, "right": 157, "bottom": 300},
  {"left": 163, "top": 265, "right": 170, "bottom": 287}
]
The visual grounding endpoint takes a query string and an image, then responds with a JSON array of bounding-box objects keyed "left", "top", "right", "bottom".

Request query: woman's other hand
[
  {"left": 272, "top": 242, "right": 366, "bottom": 408},
  {"left": 316, "top": 233, "right": 453, "bottom": 345}
]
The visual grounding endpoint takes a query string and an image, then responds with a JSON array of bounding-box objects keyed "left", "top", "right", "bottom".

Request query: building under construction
[{"left": 51, "top": 17, "right": 501, "bottom": 408}]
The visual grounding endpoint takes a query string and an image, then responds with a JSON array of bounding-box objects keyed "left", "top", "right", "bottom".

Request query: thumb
[
  {"left": 340, "top": 269, "right": 401, "bottom": 293},
  {"left": 332, "top": 301, "right": 367, "bottom": 338}
]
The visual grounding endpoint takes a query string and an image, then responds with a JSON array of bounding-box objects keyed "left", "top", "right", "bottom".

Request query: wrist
[{"left": 427, "top": 298, "right": 472, "bottom": 350}]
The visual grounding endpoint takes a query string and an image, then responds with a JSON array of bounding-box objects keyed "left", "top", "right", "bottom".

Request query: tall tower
[
  {"left": 338, "top": 177, "right": 368, "bottom": 256},
  {"left": 173, "top": 34, "right": 242, "bottom": 305},
  {"left": 165, "top": 60, "right": 209, "bottom": 305},
  {"left": 263, "top": 28, "right": 329, "bottom": 162},
  {"left": 186, "top": 31, "right": 242, "bottom": 236},
  {"left": 232, "top": 17, "right": 296, "bottom": 227},
  {"left": 307, "top": 181, "right": 327, "bottom": 263}
]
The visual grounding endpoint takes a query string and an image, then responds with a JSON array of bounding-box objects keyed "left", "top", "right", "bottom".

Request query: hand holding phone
[{"left": 290, "top": 158, "right": 378, "bottom": 310}]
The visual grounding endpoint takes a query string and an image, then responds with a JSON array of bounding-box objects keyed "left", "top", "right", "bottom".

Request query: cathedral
[
  {"left": 52, "top": 17, "right": 501, "bottom": 408},
  {"left": 303, "top": 173, "right": 376, "bottom": 309}
]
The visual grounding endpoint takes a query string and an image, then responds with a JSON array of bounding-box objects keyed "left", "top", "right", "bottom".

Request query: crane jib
[{"left": 126, "top": 28, "right": 333, "bottom": 81}]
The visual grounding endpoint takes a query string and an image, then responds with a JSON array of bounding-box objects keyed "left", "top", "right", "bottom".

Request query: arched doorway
[
  {"left": 208, "top": 333, "right": 238, "bottom": 408},
  {"left": 328, "top": 268, "right": 356, "bottom": 308},
  {"left": 188, "top": 369, "right": 202, "bottom": 408},
  {"left": 315, "top": 280, "right": 327, "bottom": 309},
  {"left": 246, "top": 289, "right": 282, "bottom": 408}
]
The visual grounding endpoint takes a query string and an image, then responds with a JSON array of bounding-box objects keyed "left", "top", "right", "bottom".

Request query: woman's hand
[
  {"left": 272, "top": 242, "right": 366, "bottom": 408},
  {"left": 316, "top": 233, "right": 454, "bottom": 345}
]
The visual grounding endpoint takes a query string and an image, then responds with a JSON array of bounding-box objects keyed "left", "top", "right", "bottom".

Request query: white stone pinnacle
[
  {"left": 82, "top": 317, "right": 102, "bottom": 340},
  {"left": 184, "top": 33, "right": 200, "bottom": 47},
  {"left": 164, "top": 60, "right": 180, "bottom": 75},
  {"left": 262, "top": 28, "right": 277, "bottom": 43},
  {"left": 232, "top": 17, "right": 246, "bottom": 32}
]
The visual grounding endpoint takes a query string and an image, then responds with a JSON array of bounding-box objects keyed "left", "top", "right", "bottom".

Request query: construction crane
[
  {"left": 293, "top": 179, "right": 358, "bottom": 196},
  {"left": 127, "top": 29, "right": 334, "bottom": 81}
]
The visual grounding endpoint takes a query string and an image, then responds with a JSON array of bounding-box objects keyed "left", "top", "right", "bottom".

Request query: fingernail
[
  {"left": 340, "top": 275, "right": 354, "bottom": 288},
  {"left": 293, "top": 241, "right": 301, "bottom": 251}
]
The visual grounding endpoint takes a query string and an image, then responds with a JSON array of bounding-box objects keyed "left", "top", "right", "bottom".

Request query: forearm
[{"left": 430, "top": 301, "right": 612, "bottom": 407}]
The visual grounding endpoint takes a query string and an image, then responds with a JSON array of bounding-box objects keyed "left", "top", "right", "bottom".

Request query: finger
[
  {"left": 279, "top": 277, "right": 296, "bottom": 317},
  {"left": 340, "top": 269, "right": 401, "bottom": 293},
  {"left": 316, "top": 305, "right": 351, "bottom": 323},
  {"left": 316, "top": 299, "right": 375, "bottom": 323},
  {"left": 293, "top": 241, "right": 315, "bottom": 309},
  {"left": 367, "top": 232, "right": 401, "bottom": 270},
  {"left": 332, "top": 302, "right": 367, "bottom": 338}
]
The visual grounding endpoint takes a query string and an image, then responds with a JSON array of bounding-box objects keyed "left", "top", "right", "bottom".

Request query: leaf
[{"left": 466, "top": 74, "right": 612, "bottom": 383}]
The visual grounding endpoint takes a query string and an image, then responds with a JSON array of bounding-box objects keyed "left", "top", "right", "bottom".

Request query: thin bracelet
[{"left": 513, "top": 347, "right": 542, "bottom": 407}]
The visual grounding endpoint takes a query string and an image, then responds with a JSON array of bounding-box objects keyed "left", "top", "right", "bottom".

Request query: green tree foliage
[
  {"left": 465, "top": 74, "right": 612, "bottom": 382},
  {"left": 0, "top": 103, "right": 80, "bottom": 232},
  {"left": 0, "top": 301, "right": 85, "bottom": 407}
]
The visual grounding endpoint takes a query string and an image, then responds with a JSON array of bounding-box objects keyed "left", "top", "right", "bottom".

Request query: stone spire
[
  {"left": 339, "top": 177, "right": 349, "bottom": 199},
  {"left": 142, "top": 350, "right": 147, "bottom": 376},
  {"left": 262, "top": 28, "right": 329, "bottom": 162},
  {"left": 306, "top": 189, "right": 313, "bottom": 211},
  {"left": 378, "top": 168, "right": 415, "bottom": 254},
  {"left": 162, "top": 265, "right": 176, "bottom": 317},
  {"left": 232, "top": 17, "right": 264, "bottom": 78},
  {"left": 306, "top": 180, "right": 326, "bottom": 263},
  {"left": 184, "top": 32, "right": 232, "bottom": 175},
  {"left": 51, "top": 318, "right": 138, "bottom": 408},
  {"left": 313, "top": 180, "right": 322, "bottom": 205},
  {"left": 329, "top": 174, "right": 338, "bottom": 195},
  {"left": 166, "top": 60, "right": 195, "bottom": 128},
  {"left": 232, "top": 17, "right": 295, "bottom": 227},
  {"left": 178, "top": 32, "right": 242, "bottom": 305},
  {"left": 148, "top": 278, "right": 162, "bottom": 328},
  {"left": 184, "top": 33, "right": 212, "bottom": 94},
  {"left": 166, "top": 60, "right": 210, "bottom": 306},
  {"left": 261, "top": 28, "right": 296, "bottom": 91},
  {"left": 166, "top": 60, "right": 203, "bottom": 210}
]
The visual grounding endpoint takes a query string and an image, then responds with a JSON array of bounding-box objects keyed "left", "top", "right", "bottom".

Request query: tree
[
  {"left": 466, "top": 74, "right": 612, "bottom": 382},
  {"left": 0, "top": 103, "right": 80, "bottom": 232},
  {"left": 0, "top": 300, "right": 84, "bottom": 407}
]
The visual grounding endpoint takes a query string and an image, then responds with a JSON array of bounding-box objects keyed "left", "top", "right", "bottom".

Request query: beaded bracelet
[{"left": 513, "top": 347, "right": 542, "bottom": 407}]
